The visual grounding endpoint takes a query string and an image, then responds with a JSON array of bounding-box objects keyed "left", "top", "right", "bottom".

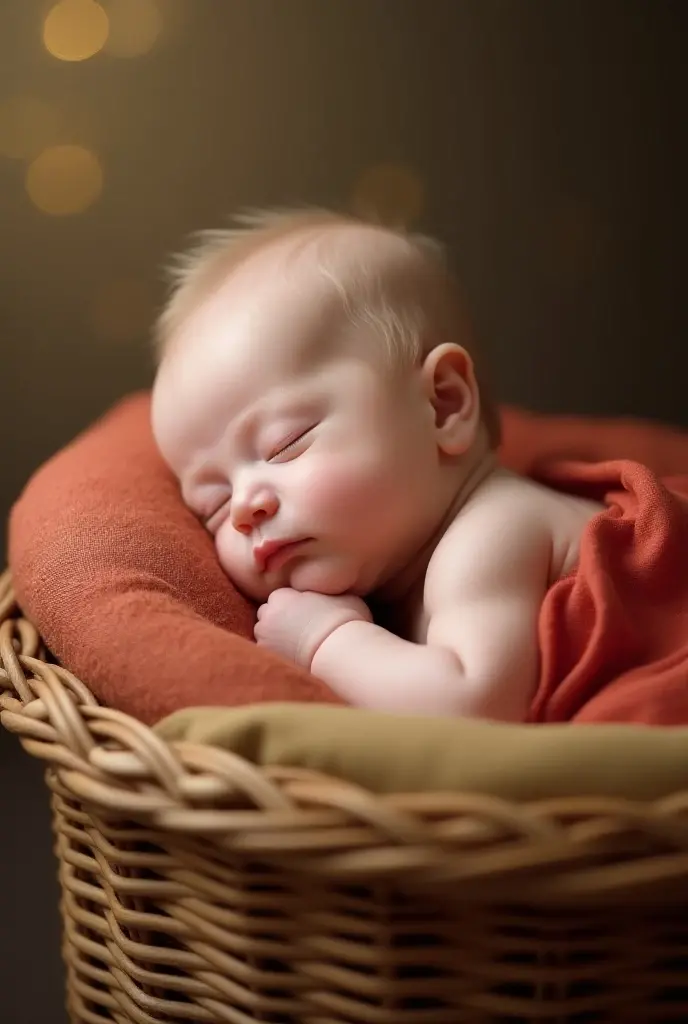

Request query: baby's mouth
[{"left": 254, "top": 537, "right": 311, "bottom": 574}]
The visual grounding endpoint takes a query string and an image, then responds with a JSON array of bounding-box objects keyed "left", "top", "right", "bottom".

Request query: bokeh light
[
  {"left": 89, "top": 277, "right": 156, "bottom": 342},
  {"left": 43, "top": 0, "right": 109, "bottom": 63},
  {"left": 351, "top": 162, "right": 425, "bottom": 226},
  {"left": 25, "top": 144, "right": 103, "bottom": 216},
  {"left": 104, "top": 0, "right": 162, "bottom": 58},
  {"left": 0, "top": 96, "right": 62, "bottom": 161}
]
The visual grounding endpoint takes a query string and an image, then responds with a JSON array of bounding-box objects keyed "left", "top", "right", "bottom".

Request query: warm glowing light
[
  {"left": 90, "top": 278, "right": 155, "bottom": 341},
  {"left": 0, "top": 96, "right": 62, "bottom": 160},
  {"left": 43, "top": 0, "right": 109, "bottom": 62},
  {"left": 104, "top": 0, "right": 162, "bottom": 58},
  {"left": 25, "top": 144, "right": 103, "bottom": 216},
  {"left": 351, "top": 162, "right": 425, "bottom": 226}
]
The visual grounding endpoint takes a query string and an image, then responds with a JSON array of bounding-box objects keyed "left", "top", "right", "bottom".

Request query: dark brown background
[{"left": 1, "top": 2, "right": 686, "bottom": 1020}]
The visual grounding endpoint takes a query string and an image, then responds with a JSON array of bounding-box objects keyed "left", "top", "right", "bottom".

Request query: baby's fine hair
[{"left": 154, "top": 205, "right": 501, "bottom": 447}]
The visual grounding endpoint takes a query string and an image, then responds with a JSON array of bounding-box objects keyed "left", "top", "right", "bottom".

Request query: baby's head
[{"left": 151, "top": 207, "right": 500, "bottom": 601}]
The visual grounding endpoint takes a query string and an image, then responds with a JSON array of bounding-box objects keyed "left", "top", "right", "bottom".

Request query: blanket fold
[{"left": 530, "top": 459, "right": 688, "bottom": 725}]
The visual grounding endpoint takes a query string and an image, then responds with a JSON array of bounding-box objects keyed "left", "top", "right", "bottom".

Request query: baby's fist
[{"left": 255, "top": 589, "right": 372, "bottom": 668}]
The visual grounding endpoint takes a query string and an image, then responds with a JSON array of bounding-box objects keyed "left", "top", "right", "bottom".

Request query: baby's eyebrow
[
  {"left": 226, "top": 404, "right": 262, "bottom": 442},
  {"left": 231, "top": 402, "right": 307, "bottom": 445}
]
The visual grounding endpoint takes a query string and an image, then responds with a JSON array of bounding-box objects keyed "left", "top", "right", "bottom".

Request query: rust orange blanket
[{"left": 528, "top": 459, "right": 688, "bottom": 725}]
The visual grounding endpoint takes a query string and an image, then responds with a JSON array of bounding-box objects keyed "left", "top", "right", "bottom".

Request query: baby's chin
[
  {"left": 226, "top": 566, "right": 273, "bottom": 603},
  {"left": 287, "top": 555, "right": 380, "bottom": 598},
  {"left": 231, "top": 553, "right": 396, "bottom": 604},
  {"left": 232, "top": 553, "right": 383, "bottom": 602},
  {"left": 229, "top": 568, "right": 352, "bottom": 604}
]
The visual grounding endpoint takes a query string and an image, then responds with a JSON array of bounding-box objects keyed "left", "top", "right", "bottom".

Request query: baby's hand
[{"left": 255, "top": 588, "right": 372, "bottom": 669}]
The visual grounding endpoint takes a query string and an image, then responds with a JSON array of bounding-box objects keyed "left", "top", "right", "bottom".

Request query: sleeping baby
[{"left": 151, "top": 207, "right": 603, "bottom": 722}]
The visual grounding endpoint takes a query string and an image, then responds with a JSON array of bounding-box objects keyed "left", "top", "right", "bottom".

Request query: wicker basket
[{"left": 3, "top": 570, "right": 688, "bottom": 1023}]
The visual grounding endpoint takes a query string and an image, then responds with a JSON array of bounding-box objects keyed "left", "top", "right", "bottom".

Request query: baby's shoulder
[
  {"left": 463, "top": 469, "right": 600, "bottom": 532},
  {"left": 449, "top": 470, "right": 556, "bottom": 541},
  {"left": 426, "top": 472, "right": 552, "bottom": 586},
  {"left": 430, "top": 470, "right": 601, "bottom": 589}
]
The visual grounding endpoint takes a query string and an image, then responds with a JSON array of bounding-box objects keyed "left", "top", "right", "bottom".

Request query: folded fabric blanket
[
  {"left": 499, "top": 405, "right": 688, "bottom": 479},
  {"left": 529, "top": 459, "right": 688, "bottom": 725},
  {"left": 8, "top": 391, "right": 688, "bottom": 725},
  {"left": 157, "top": 703, "right": 688, "bottom": 800}
]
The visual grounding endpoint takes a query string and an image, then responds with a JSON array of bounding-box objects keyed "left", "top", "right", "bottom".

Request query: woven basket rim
[{"left": 4, "top": 568, "right": 688, "bottom": 901}]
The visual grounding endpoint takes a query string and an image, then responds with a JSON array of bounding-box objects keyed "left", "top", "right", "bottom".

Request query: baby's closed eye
[
  {"left": 203, "top": 496, "right": 231, "bottom": 533},
  {"left": 267, "top": 425, "right": 316, "bottom": 462}
]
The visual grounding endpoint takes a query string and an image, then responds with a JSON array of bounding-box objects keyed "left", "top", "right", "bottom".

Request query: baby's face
[{"left": 152, "top": 239, "right": 445, "bottom": 601}]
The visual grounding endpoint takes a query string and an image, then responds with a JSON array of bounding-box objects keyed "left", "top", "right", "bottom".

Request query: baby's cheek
[
  {"left": 215, "top": 530, "right": 265, "bottom": 600},
  {"left": 299, "top": 460, "right": 378, "bottom": 520},
  {"left": 214, "top": 528, "right": 238, "bottom": 576}
]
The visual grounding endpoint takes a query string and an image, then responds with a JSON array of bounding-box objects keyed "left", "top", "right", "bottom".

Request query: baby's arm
[
  {"left": 311, "top": 619, "right": 473, "bottom": 715},
  {"left": 311, "top": 502, "right": 552, "bottom": 721}
]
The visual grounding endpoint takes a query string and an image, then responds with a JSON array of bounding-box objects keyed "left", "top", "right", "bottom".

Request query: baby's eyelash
[
  {"left": 275, "top": 436, "right": 302, "bottom": 456},
  {"left": 269, "top": 427, "right": 313, "bottom": 460}
]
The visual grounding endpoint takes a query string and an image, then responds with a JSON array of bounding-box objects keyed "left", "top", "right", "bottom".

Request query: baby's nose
[{"left": 231, "top": 488, "right": 279, "bottom": 534}]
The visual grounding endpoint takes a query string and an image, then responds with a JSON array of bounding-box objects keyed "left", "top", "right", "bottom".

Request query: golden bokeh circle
[
  {"left": 351, "top": 162, "right": 425, "bottom": 227},
  {"left": 0, "top": 96, "right": 62, "bottom": 161},
  {"left": 90, "top": 278, "right": 155, "bottom": 342},
  {"left": 104, "top": 0, "right": 162, "bottom": 58},
  {"left": 43, "top": 0, "right": 109, "bottom": 63},
  {"left": 25, "top": 144, "right": 103, "bottom": 216}
]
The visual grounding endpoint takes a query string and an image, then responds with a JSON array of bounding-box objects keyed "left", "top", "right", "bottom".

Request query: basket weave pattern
[{"left": 2, "top": 569, "right": 688, "bottom": 1022}]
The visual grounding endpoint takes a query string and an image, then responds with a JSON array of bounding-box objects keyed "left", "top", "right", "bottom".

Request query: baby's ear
[{"left": 420, "top": 343, "right": 481, "bottom": 456}]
